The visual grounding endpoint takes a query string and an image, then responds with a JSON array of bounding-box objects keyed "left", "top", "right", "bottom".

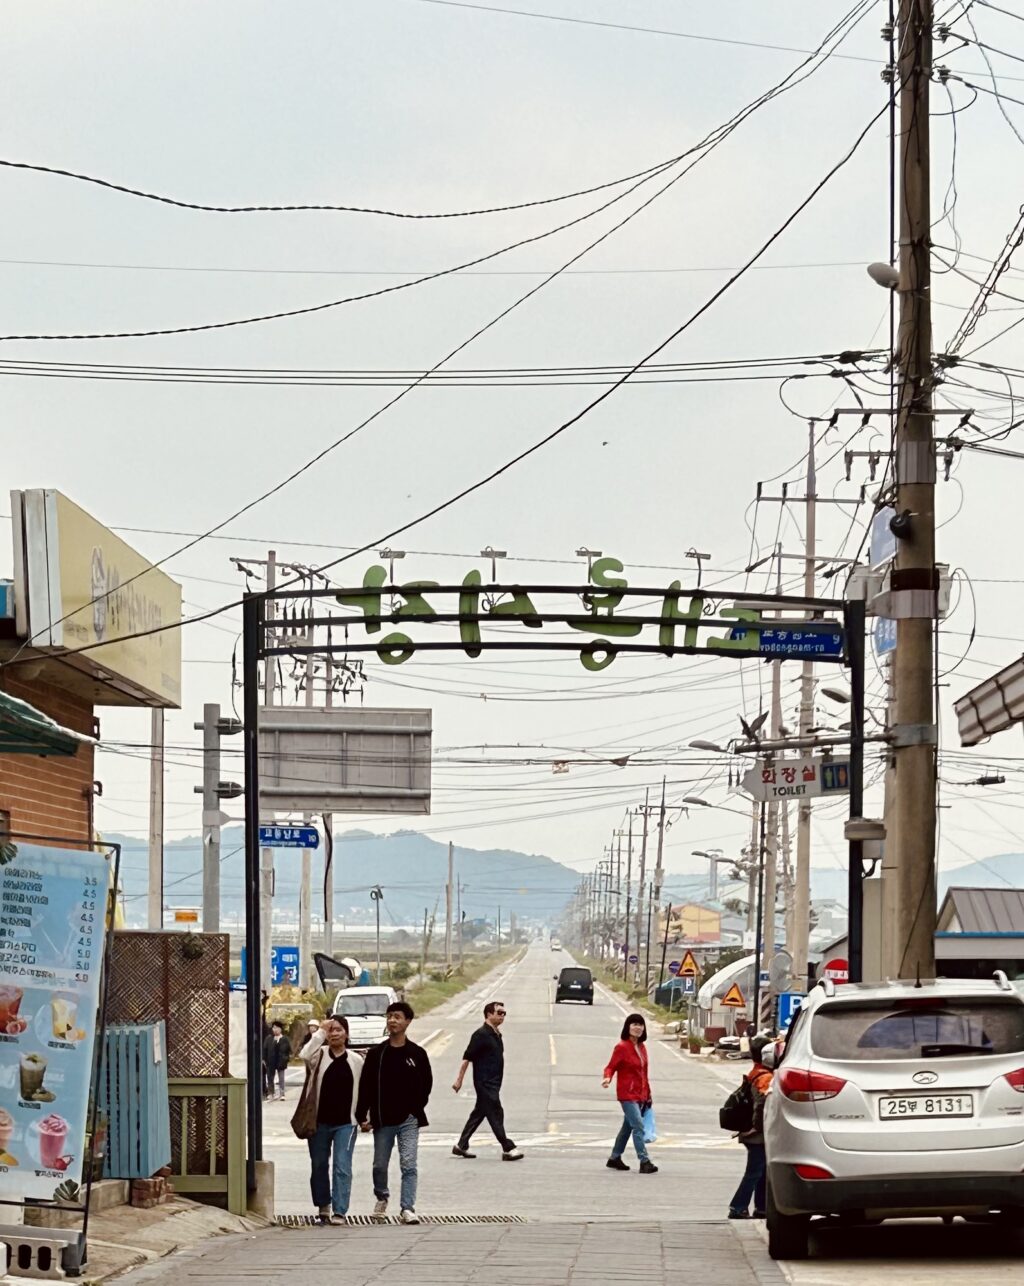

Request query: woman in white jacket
[{"left": 300, "top": 1016, "right": 364, "bottom": 1223}]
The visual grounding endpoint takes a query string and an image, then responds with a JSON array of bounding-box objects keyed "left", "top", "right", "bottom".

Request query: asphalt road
[{"left": 265, "top": 943, "right": 746, "bottom": 1220}]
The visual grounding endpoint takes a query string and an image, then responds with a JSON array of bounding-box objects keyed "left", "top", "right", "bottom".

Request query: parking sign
[{"left": 778, "top": 992, "right": 804, "bottom": 1032}]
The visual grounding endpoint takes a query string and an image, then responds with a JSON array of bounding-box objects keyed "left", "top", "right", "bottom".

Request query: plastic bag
[{"left": 642, "top": 1105, "right": 657, "bottom": 1144}]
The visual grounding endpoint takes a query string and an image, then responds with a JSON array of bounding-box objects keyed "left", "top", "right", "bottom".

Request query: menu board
[{"left": 0, "top": 841, "right": 111, "bottom": 1201}]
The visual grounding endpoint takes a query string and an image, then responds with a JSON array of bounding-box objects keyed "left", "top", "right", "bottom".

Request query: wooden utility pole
[{"left": 892, "top": 0, "right": 937, "bottom": 979}]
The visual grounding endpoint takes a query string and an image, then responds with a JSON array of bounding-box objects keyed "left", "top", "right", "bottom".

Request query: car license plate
[{"left": 879, "top": 1094, "right": 974, "bottom": 1119}]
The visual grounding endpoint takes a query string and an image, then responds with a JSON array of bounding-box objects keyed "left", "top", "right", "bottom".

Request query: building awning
[{"left": 0, "top": 690, "right": 93, "bottom": 757}]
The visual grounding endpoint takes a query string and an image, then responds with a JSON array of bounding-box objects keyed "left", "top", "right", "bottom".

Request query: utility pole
[
  {"left": 622, "top": 813, "right": 633, "bottom": 981},
  {"left": 891, "top": 0, "right": 937, "bottom": 980},
  {"left": 614, "top": 829, "right": 622, "bottom": 951},
  {"left": 458, "top": 882, "right": 464, "bottom": 967},
  {"left": 260, "top": 551, "right": 277, "bottom": 991},
  {"left": 370, "top": 886, "right": 383, "bottom": 983},
  {"left": 420, "top": 907, "right": 428, "bottom": 981},
  {"left": 298, "top": 645, "right": 314, "bottom": 989},
  {"left": 792, "top": 421, "right": 817, "bottom": 983},
  {"left": 634, "top": 791, "right": 649, "bottom": 976},
  {"left": 194, "top": 703, "right": 242, "bottom": 933},
  {"left": 652, "top": 777, "right": 667, "bottom": 904},
  {"left": 322, "top": 656, "right": 335, "bottom": 959},
  {"left": 147, "top": 708, "right": 164, "bottom": 930},
  {"left": 445, "top": 841, "right": 454, "bottom": 969},
  {"left": 760, "top": 555, "right": 785, "bottom": 1024},
  {"left": 746, "top": 802, "right": 758, "bottom": 932}
]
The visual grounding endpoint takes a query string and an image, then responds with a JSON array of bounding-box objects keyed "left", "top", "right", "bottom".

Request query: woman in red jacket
[{"left": 601, "top": 1013, "right": 658, "bottom": 1174}]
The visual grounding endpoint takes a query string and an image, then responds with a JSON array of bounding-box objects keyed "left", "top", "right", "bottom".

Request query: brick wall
[{"left": 0, "top": 673, "right": 95, "bottom": 842}]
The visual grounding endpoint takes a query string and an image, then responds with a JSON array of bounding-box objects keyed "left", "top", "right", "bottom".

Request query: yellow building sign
[{"left": 10, "top": 489, "right": 182, "bottom": 708}]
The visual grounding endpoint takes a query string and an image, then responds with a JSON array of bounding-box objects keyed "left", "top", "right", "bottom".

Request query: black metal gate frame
[{"left": 240, "top": 585, "right": 867, "bottom": 1181}]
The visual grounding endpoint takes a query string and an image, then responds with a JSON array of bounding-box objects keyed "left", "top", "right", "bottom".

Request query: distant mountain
[
  {"left": 810, "top": 852, "right": 1024, "bottom": 905},
  {"left": 105, "top": 827, "right": 582, "bottom": 928}
]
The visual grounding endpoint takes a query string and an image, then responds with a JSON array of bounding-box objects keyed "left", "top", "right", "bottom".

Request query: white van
[{"left": 330, "top": 986, "right": 399, "bottom": 1049}]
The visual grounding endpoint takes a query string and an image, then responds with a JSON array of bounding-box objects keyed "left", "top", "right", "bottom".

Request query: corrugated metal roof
[
  {"left": 943, "top": 886, "right": 1024, "bottom": 933},
  {"left": 0, "top": 689, "right": 92, "bottom": 756}
]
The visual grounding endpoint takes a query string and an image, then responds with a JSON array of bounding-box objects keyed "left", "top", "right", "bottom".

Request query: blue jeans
[
  {"left": 730, "top": 1141, "right": 766, "bottom": 1214},
  {"left": 611, "top": 1100, "right": 649, "bottom": 1163},
  {"left": 307, "top": 1123, "right": 357, "bottom": 1214},
  {"left": 372, "top": 1116, "right": 419, "bottom": 1211}
]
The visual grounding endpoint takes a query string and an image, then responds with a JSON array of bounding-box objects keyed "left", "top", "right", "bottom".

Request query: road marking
[
  {"left": 547, "top": 1121, "right": 558, "bottom": 1134},
  {"left": 549, "top": 1034, "right": 557, "bottom": 1067}
]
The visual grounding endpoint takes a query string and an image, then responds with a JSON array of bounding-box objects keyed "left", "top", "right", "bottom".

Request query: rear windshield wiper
[{"left": 921, "top": 1043, "right": 994, "bottom": 1057}]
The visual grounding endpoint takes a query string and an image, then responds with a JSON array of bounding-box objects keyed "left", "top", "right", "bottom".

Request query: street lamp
[
  {"left": 821, "top": 687, "right": 851, "bottom": 705},
  {"left": 689, "top": 740, "right": 727, "bottom": 753},
  {"left": 370, "top": 886, "right": 383, "bottom": 983}
]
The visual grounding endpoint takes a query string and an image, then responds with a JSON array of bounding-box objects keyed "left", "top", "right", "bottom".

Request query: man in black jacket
[
  {"left": 355, "top": 1001, "right": 432, "bottom": 1224},
  {"left": 263, "top": 1022, "right": 292, "bottom": 1101},
  {"left": 451, "top": 1001, "right": 523, "bottom": 1161}
]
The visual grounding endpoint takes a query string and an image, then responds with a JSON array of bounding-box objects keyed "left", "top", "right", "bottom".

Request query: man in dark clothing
[
  {"left": 263, "top": 1022, "right": 292, "bottom": 1101},
  {"left": 452, "top": 1001, "right": 523, "bottom": 1161},
  {"left": 355, "top": 1001, "right": 432, "bottom": 1224}
]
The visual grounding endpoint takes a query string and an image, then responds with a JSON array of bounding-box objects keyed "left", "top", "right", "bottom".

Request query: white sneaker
[
  {"left": 400, "top": 1209, "right": 420, "bottom": 1225},
  {"left": 502, "top": 1148, "right": 524, "bottom": 1161},
  {"left": 372, "top": 1199, "right": 389, "bottom": 1221}
]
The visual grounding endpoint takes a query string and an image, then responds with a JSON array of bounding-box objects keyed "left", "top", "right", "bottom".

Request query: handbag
[
  {"left": 290, "top": 1049, "right": 323, "bottom": 1140},
  {"left": 641, "top": 1105, "right": 657, "bottom": 1144}
]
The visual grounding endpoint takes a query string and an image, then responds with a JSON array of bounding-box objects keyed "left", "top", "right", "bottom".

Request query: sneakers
[
  {"left": 451, "top": 1144, "right": 476, "bottom": 1159},
  {"left": 400, "top": 1209, "right": 420, "bottom": 1225},
  {"left": 728, "top": 1209, "right": 750, "bottom": 1219},
  {"left": 606, "top": 1157, "right": 630, "bottom": 1171},
  {"left": 501, "top": 1148, "right": 524, "bottom": 1161},
  {"left": 372, "top": 1198, "right": 389, "bottom": 1221},
  {"left": 639, "top": 1160, "right": 659, "bottom": 1174}
]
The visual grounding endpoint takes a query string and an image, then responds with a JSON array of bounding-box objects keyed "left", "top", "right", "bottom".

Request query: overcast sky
[{"left": 4, "top": 1, "right": 1024, "bottom": 909}]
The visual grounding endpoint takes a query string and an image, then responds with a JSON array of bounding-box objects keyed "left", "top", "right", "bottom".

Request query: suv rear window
[
  {"left": 812, "top": 999, "right": 1024, "bottom": 1060},
  {"left": 560, "top": 969, "right": 591, "bottom": 985}
]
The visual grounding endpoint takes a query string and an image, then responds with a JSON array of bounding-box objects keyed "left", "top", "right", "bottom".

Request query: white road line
[{"left": 549, "top": 1033, "right": 557, "bottom": 1067}]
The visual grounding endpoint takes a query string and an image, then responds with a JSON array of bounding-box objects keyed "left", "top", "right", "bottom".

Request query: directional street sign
[
  {"left": 741, "top": 756, "right": 851, "bottom": 802},
  {"left": 679, "top": 949, "right": 700, "bottom": 976},
  {"left": 721, "top": 982, "right": 746, "bottom": 1008},
  {"left": 258, "top": 824, "right": 320, "bottom": 849},
  {"left": 729, "top": 624, "right": 844, "bottom": 659},
  {"left": 668, "top": 960, "right": 681, "bottom": 975},
  {"left": 873, "top": 615, "right": 897, "bottom": 658},
  {"left": 241, "top": 945, "right": 300, "bottom": 986},
  {"left": 870, "top": 507, "right": 898, "bottom": 568}
]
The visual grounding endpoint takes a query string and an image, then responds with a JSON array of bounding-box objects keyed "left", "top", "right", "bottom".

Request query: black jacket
[
  {"left": 263, "top": 1033, "right": 291, "bottom": 1072},
  {"left": 356, "top": 1039, "right": 433, "bottom": 1129},
  {"left": 463, "top": 1023, "right": 505, "bottom": 1091}
]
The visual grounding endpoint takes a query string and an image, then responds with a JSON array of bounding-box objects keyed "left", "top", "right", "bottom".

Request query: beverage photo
[
  {"left": 0, "top": 1107, "right": 15, "bottom": 1163},
  {"left": 36, "top": 1115, "right": 69, "bottom": 1171},
  {"left": 19, "top": 1052, "right": 47, "bottom": 1101},
  {"left": 50, "top": 996, "right": 79, "bottom": 1042},
  {"left": 0, "top": 986, "right": 25, "bottom": 1035}
]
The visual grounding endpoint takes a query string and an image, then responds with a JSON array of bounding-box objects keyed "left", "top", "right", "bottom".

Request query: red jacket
[{"left": 603, "top": 1039, "right": 651, "bottom": 1103}]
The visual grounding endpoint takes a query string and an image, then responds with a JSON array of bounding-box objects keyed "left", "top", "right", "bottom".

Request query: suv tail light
[
  {"left": 1004, "top": 1068, "right": 1024, "bottom": 1093},
  {"left": 777, "top": 1067, "right": 847, "bottom": 1102},
  {"left": 794, "top": 1164, "right": 833, "bottom": 1181}
]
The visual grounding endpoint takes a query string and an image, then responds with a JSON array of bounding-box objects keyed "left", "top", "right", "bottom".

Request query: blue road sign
[
  {"left": 668, "top": 960, "right": 681, "bottom": 975},
  {"left": 259, "top": 825, "right": 320, "bottom": 849},
  {"left": 680, "top": 976, "right": 696, "bottom": 995},
  {"left": 240, "top": 945, "right": 300, "bottom": 986},
  {"left": 729, "top": 625, "right": 844, "bottom": 659},
  {"left": 874, "top": 616, "right": 897, "bottom": 658},
  {"left": 870, "top": 507, "right": 898, "bottom": 568},
  {"left": 821, "top": 761, "right": 851, "bottom": 793},
  {"left": 778, "top": 992, "right": 805, "bottom": 1032}
]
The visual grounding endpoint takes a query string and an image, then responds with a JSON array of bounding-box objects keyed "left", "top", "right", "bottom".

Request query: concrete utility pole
[
  {"left": 147, "top": 708, "right": 164, "bottom": 930},
  {"left": 298, "top": 644, "right": 313, "bottom": 989},
  {"left": 260, "top": 551, "right": 277, "bottom": 991},
  {"left": 445, "top": 840, "right": 454, "bottom": 969},
  {"left": 761, "top": 558, "right": 785, "bottom": 1019},
  {"left": 746, "top": 801, "right": 758, "bottom": 933},
  {"left": 200, "top": 704, "right": 221, "bottom": 933},
  {"left": 652, "top": 777, "right": 667, "bottom": 905},
  {"left": 892, "top": 0, "right": 937, "bottom": 980},
  {"left": 322, "top": 656, "right": 335, "bottom": 959},
  {"left": 634, "top": 791, "right": 649, "bottom": 974},
  {"left": 792, "top": 421, "right": 817, "bottom": 983},
  {"left": 622, "top": 813, "right": 633, "bottom": 981}
]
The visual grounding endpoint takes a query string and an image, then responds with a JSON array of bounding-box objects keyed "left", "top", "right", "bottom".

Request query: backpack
[{"left": 719, "top": 1075, "right": 754, "bottom": 1132}]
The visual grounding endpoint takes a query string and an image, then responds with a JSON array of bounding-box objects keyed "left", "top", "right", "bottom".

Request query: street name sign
[{"left": 258, "top": 825, "right": 320, "bottom": 849}]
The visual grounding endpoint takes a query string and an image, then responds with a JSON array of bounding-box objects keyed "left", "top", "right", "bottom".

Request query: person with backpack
[
  {"left": 723, "top": 1032, "right": 773, "bottom": 1219},
  {"left": 601, "top": 1013, "right": 658, "bottom": 1174}
]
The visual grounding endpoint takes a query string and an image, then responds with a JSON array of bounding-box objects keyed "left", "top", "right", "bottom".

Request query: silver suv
[{"left": 763, "top": 972, "right": 1024, "bottom": 1260}]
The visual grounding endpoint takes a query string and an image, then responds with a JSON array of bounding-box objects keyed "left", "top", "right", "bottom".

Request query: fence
[
  {"left": 99, "top": 1022, "right": 171, "bottom": 1180},
  {"left": 168, "top": 1078, "right": 246, "bottom": 1216}
]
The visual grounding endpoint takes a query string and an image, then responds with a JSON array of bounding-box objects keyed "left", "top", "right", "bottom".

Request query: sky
[{"left": 4, "top": 0, "right": 1024, "bottom": 911}]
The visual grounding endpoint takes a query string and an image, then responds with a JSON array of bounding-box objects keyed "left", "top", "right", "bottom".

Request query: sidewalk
[{"left": 116, "top": 1219, "right": 786, "bottom": 1286}]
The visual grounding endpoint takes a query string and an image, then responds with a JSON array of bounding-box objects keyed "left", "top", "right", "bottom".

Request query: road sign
[
  {"left": 873, "top": 615, "right": 897, "bottom": 658},
  {"left": 680, "top": 975, "right": 696, "bottom": 995},
  {"left": 258, "top": 824, "right": 320, "bottom": 849},
  {"left": 759, "top": 969, "right": 770, "bottom": 985},
  {"left": 173, "top": 908, "right": 199, "bottom": 924},
  {"left": 778, "top": 992, "right": 805, "bottom": 1031},
  {"left": 729, "top": 624, "right": 844, "bottom": 659},
  {"left": 870, "top": 507, "right": 898, "bottom": 568},
  {"left": 741, "top": 756, "right": 851, "bottom": 802},
  {"left": 241, "top": 945, "right": 300, "bottom": 986},
  {"left": 628, "top": 954, "right": 638, "bottom": 964},
  {"left": 822, "top": 957, "right": 849, "bottom": 985},
  {"left": 721, "top": 982, "right": 746, "bottom": 1008},
  {"left": 668, "top": 960, "right": 681, "bottom": 975},
  {"left": 679, "top": 949, "right": 700, "bottom": 976}
]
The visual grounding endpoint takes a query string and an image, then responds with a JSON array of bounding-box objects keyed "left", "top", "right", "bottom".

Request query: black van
[{"left": 554, "top": 966, "right": 594, "bottom": 1005}]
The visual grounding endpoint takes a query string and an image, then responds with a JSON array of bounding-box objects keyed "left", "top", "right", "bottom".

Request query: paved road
[{"left": 265, "top": 943, "right": 747, "bottom": 1220}]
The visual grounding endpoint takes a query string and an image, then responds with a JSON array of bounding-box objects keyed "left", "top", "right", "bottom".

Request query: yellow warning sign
[
  {"left": 680, "top": 950, "right": 700, "bottom": 976},
  {"left": 721, "top": 982, "right": 746, "bottom": 1008}
]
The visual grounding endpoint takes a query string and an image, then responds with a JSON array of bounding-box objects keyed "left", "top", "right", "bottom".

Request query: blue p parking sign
[{"left": 778, "top": 992, "right": 804, "bottom": 1032}]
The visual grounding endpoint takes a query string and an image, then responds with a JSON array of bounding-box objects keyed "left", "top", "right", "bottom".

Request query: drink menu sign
[{"left": 0, "top": 841, "right": 110, "bottom": 1201}]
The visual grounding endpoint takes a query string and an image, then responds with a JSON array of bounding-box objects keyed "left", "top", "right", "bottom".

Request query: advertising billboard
[{"left": 10, "top": 490, "right": 182, "bottom": 708}]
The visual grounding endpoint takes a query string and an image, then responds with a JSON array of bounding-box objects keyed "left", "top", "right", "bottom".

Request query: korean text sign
[{"left": 0, "top": 842, "right": 111, "bottom": 1200}]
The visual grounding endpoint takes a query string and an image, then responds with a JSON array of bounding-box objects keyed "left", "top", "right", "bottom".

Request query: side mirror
[{"left": 761, "top": 1043, "right": 780, "bottom": 1070}]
